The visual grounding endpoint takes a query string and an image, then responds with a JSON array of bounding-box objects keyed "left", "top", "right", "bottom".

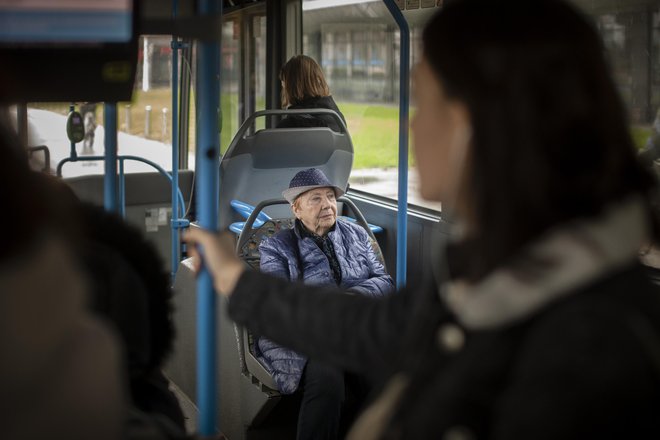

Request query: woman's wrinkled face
[
  {"left": 411, "top": 59, "right": 472, "bottom": 206},
  {"left": 293, "top": 187, "right": 338, "bottom": 236}
]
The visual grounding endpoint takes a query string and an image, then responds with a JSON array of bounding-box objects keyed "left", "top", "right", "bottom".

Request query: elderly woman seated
[{"left": 256, "top": 168, "right": 394, "bottom": 440}]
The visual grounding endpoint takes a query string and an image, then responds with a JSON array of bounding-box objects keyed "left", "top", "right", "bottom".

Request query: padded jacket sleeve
[
  {"left": 346, "top": 229, "right": 395, "bottom": 297},
  {"left": 228, "top": 270, "right": 418, "bottom": 375},
  {"left": 258, "top": 236, "right": 292, "bottom": 281}
]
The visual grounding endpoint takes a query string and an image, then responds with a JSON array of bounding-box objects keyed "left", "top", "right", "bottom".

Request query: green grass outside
[
  {"left": 31, "top": 90, "right": 655, "bottom": 169},
  {"left": 339, "top": 101, "right": 414, "bottom": 169}
]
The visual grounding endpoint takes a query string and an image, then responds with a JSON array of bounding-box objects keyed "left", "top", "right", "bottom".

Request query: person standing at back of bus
[
  {"left": 185, "top": 0, "right": 660, "bottom": 438},
  {"left": 277, "top": 55, "right": 346, "bottom": 132}
]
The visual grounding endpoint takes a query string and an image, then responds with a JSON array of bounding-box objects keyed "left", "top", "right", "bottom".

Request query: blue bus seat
[
  {"left": 219, "top": 109, "right": 353, "bottom": 229},
  {"left": 229, "top": 199, "right": 384, "bottom": 236},
  {"left": 233, "top": 197, "right": 386, "bottom": 396},
  {"left": 339, "top": 216, "right": 384, "bottom": 234},
  {"left": 231, "top": 199, "right": 271, "bottom": 223},
  {"left": 219, "top": 109, "right": 390, "bottom": 400},
  {"left": 236, "top": 198, "right": 386, "bottom": 272}
]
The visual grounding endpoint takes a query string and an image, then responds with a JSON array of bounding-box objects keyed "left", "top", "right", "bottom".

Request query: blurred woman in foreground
[{"left": 185, "top": 0, "right": 660, "bottom": 438}]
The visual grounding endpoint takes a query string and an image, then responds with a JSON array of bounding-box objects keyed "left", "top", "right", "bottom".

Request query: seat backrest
[
  {"left": 64, "top": 170, "right": 194, "bottom": 272},
  {"left": 238, "top": 218, "right": 295, "bottom": 269},
  {"left": 234, "top": 199, "right": 386, "bottom": 393},
  {"left": 219, "top": 109, "right": 353, "bottom": 228}
]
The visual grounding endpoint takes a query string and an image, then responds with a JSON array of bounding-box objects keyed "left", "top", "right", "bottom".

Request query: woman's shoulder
[
  {"left": 259, "top": 227, "right": 298, "bottom": 252},
  {"left": 336, "top": 217, "right": 369, "bottom": 238},
  {"left": 520, "top": 263, "right": 660, "bottom": 358}
]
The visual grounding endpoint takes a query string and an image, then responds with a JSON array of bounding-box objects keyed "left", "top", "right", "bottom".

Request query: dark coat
[
  {"left": 256, "top": 218, "right": 394, "bottom": 393},
  {"left": 277, "top": 96, "right": 346, "bottom": 132},
  {"left": 79, "top": 204, "right": 185, "bottom": 434},
  {"left": 228, "top": 262, "right": 660, "bottom": 439}
]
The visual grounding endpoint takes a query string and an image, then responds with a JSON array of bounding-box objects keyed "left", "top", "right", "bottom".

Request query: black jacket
[
  {"left": 277, "top": 96, "right": 346, "bottom": 132},
  {"left": 228, "top": 263, "right": 660, "bottom": 439}
]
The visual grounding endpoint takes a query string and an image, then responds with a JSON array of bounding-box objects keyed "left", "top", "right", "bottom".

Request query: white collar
[{"left": 442, "top": 197, "right": 649, "bottom": 330}]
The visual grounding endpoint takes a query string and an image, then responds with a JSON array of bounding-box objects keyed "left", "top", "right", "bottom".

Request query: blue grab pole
[
  {"left": 171, "top": 0, "right": 180, "bottom": 281},
  {"left": 104, "top": 102, "right": 119, "bottom": 213},
  {"left": 382, "top": 0, "right": 410, "bottom": 288},
  {"left": 195, "top": 0, "right": 221, "bottom": 435}
]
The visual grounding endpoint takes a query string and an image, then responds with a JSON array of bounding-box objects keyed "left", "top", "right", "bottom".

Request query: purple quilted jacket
[{"left": 256, "top": 218, "right": 394, "bottom": 393}]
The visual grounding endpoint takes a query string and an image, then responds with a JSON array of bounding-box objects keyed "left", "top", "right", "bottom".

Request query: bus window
[
  {"left": 221, "top": 17, "right": 240, "bottom": 154},
  {"left": 220, "top": 6, "right": 267, "bottom": 154},
  {"left": 304, "top": 0, "right": 659, "bottom": 213},
  {"left": 584, "top": 3, "right": 660, "bottom": 150},
  {"left": 28, "top": 35, "right": 177, "bottom": 178},
  {"left": 303, "top": 0, "right": 439, "bottom": 211}
]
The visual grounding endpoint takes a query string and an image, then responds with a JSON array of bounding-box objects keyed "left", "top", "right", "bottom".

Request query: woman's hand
[{"left": 182, "top": 228, "right": 245, "bottom": 296}]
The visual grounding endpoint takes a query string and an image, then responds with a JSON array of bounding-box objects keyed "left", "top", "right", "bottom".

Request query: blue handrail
[
  {"left": 171, "top": 0, "right": 182, "bottom": 281},
  {"left": 56, "top": 155, "right": 186, "bottom": 219},
  {"left": 382, "top": 0, "right": 410, "bottom": 289},
  {"left": 195, "top": 0, "right": 222, "bottom": 435}
]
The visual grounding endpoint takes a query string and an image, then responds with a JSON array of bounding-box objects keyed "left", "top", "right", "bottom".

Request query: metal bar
[
  {"left": 196, "top": 0, "right": 221, "bottom": 435},
  {"left": 171, "top": 0, "right": 181, "bottom": 281},
  {"left": 104, "top": 102, "right": 119, "bottom": 213},
  {"left": 16, "top": 104, "right": 28, "bottom": 147},
  {"left": 119, "top": 158, "right": 126, "bottom": 218},
  {"left": 178, "top": 39, "right": 193, "bottom": 169},
  {"left": 382, "top": 0, "right": 410, "bottom": 289},
  {"left": 57, "top": 155, "right": 105, "bottom": 176},
  {"left": 57, "top": 154, "right": 186, "bottom": 216}
]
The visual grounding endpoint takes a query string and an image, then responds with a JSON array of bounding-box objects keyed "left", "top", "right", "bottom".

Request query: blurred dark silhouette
[{"left": 0, "top": 108, "right": 125, "bottom": 440}]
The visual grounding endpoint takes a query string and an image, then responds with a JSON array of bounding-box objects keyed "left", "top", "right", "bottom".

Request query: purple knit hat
[{"left": 282, "top": 168, "right": 345, "bottom": 203}]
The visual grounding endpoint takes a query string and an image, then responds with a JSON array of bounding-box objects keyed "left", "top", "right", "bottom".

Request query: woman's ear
[{"left": 291, "top": 204, "right": 300, "bottom": 219}]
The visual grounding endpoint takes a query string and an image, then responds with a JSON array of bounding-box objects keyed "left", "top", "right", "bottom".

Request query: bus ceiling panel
[
  {"left": 139, "top": 0, "right": 267, "bottom": 35},
  {"left": 139, "top": 16, "right": 222, "bottom": 39},
  {"left": 0, "top": 1, "right": 138, "bottom": 103}
]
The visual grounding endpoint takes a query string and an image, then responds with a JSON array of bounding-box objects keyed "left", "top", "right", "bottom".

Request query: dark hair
[
  {"left": 0, "top": 111, "right": 32, "bottom": 256},
  {"left": 78, "top": 203, "right": 175, "bottom": 374},
  {"left": 0, "top": 112, "right": 80, "bottom": 263},
  {"left": 280, "top": 55, "right": 331, "bottom": 107},
  {"left": 423, "top": 0, "right": 659, "bottom": 281}
]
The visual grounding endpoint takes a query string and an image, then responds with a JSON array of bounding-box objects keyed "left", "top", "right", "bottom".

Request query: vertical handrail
[
  {"left": 104, "top": 102, "right": 119, "bottom": 213},
  {"left": 196, "top": 0, "right": 222, "bottom": 436},
  {"left": 119, "top": 158, "right": 126, "bottom": 218},
  {"left": 382, "top": 0, "right": 410, "bottom": 288},
  {"left": 171, "top": 0, "right": 181, "bottom": 281}
]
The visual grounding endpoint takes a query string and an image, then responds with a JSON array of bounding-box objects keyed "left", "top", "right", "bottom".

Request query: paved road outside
[
  {"left": 25, "top": 108, "right": 178, "bottom": 178},
  {"left": 349, "top": 168, "right": 442, "bottom": 211}
]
